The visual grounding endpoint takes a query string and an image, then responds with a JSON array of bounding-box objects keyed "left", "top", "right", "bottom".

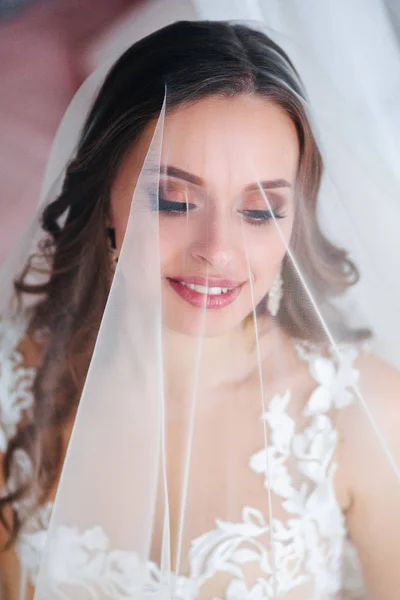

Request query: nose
[{"left": 189, "top": 214, "right": 237, "bottom": 270}]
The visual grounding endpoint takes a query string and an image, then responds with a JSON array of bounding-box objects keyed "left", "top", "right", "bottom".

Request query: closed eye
[
  {"left": 239, "top": 209, "right": 285, "bottom": 223},
  {"left": 158, "top": 198, "right": 196, "bottom": 213}
]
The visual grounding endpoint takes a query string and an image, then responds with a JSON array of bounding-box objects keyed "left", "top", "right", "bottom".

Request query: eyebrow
[{"left": 160, "top": 165, "right": 292, "bottom": 190}]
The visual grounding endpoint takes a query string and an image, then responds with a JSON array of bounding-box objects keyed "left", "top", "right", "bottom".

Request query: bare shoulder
[
  {"left": 345, "top": 350, "right": 399, "bottom": 440},
  {"left": 336, "top": 351, "right": 400, "bottom": 598},
  {"left": 357, "top": 350, "right": 400, "bottom": 402},
  {"left": 337, "top": 349, "right": 400, "bottom": 481}
]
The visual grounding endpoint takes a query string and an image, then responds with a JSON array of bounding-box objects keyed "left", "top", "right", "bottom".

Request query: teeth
[{"left": 180, "top": 282, "right": 233, "bottom": 295}]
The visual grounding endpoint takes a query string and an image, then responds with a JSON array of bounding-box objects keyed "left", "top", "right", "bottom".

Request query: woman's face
[{"left": 111, "top": 95, "right": 298, "bottom": 336}]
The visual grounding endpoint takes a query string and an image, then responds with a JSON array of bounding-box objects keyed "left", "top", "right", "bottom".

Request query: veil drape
[{"left": 0, "top": 11, "right": 399, "bottom": 600}]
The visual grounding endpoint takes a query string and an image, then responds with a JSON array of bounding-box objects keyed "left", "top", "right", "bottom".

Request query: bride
[{"left": 0, "top": 19, "right": 399, "bottom": 600}]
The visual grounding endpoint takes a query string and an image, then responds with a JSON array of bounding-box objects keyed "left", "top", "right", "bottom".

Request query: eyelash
[
  {"left": 239, "top": 209, "right": 285, "bottom": 226},
  {"left": 158, "top": 198, "right": 195, "bottom": 213},
  {"left": 156, "top": 198, "right": 285, "bottom": 225}
]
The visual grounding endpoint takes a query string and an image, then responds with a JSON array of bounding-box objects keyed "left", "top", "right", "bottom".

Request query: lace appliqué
[
  {"left": 0, "top": 318, "right": 35, "bottom": 452},
  {"left": 5, "top": 335, "right": 365, "bottom": 599},
  {"left": 179, "top": 381, "right": 347, "bottom": 599},
  {"left": 295, "top": 341, "right": 361, "bottom": 416}
]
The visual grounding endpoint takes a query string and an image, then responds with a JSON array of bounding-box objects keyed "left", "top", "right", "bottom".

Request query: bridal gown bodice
[{"left": 0, "top": 316, "right": 366, "bottom": 599}]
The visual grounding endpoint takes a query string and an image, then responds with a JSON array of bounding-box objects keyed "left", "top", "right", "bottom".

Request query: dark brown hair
[{"left": 0, "top": 20, "right": 367, "bottom": 547}]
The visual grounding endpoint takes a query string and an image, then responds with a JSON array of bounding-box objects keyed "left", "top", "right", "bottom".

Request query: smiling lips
[{"left": 167, "top": 276, "right": 244, "bottom": 309}]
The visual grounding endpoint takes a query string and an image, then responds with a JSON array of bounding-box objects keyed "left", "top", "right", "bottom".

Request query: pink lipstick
[{"left": 167, "top": 276, "right": 243, "bottom": 309}]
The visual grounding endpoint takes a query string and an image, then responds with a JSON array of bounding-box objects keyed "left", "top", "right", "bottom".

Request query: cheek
[
  {"left": 246, "top": 218, "right": 294, "bottom": 283},
  {"left": 158, "top": 218, "right": 187, "bottom": 268}
]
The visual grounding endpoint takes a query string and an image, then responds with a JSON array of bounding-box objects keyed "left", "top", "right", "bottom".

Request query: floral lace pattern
[
  {"left": 0, "top": 317, "right": 35, "bottom": 453},
  {"left": 0, "top": 322, "right": 365, "bottom": 599}
]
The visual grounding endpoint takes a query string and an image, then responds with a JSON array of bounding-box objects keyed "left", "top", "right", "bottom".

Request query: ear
[
  {"left": 105, "top": 211, "right": 114, "bottom": 228},
  {"left": 106, "top": 227, "right": 117, "bottom": 250}
]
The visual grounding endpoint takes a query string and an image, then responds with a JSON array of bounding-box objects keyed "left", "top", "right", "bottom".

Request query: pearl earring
[{"left": 267, "top": 269, "right": 283, "bottom": 317}]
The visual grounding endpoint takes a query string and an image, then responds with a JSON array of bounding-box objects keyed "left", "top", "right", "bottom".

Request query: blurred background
[
  {"left": 0, "top": 0, "right": 142, "bottom": 265},
  {"left": 1, "top": 0, "right": 399, "bottom": 267}
]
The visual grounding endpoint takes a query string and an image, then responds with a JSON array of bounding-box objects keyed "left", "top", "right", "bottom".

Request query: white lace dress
[{"left": 0, "top": 318, "right": 366, "bottom": 599}]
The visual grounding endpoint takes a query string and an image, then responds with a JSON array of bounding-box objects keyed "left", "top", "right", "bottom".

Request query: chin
[
  {"left": 161, "top": 279, "right": 266, "bottom": 338},
  {"left": 163, "top": 308, "right": 247, "bottom": 338}
]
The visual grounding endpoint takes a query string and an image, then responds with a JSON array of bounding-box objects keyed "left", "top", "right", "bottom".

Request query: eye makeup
[
  {"left": 157, "top": 178, "right": 199, "bottom": 214},
  {"left": 238, "top": 189, "right": 288, "bottom": 226},
  {"left": 239, "top": 208, "right": 286, "bottom": 226},
  {"left": 149, "top": 170, "right": 291, "bottom": 224}
]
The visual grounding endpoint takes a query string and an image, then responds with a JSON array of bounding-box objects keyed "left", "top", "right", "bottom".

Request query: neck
[{"left": 162, "top": 315, "right": 278, "bottom": 396}]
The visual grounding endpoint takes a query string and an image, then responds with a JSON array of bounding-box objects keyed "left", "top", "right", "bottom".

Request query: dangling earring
[
  {"left": 107, "top": 228, "right": 118, "bottom": 271},
  {"left": 267, "top": 269, "right": 283, "bottom": 317}
]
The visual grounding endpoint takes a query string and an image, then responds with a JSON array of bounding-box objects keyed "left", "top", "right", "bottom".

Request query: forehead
[{"left": 161, "top": 95, "right": 299, "bottom": 190}]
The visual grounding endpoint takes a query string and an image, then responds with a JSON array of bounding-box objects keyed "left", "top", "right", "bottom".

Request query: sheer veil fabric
[{"left": 0, "top": 6, "right": 399, "bottom": 600}]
